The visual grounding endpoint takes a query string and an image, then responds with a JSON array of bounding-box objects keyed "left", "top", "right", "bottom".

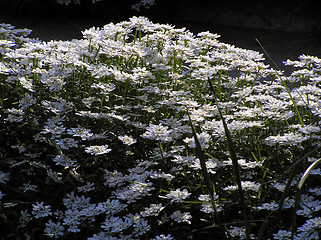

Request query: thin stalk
[
  {"left": 258, "top": 146, "right": 321, "bottom": 238},
  {"left": 208, "top": 78, "right": 250, "bottom": 240},
  {"left": 186, "top": 110, "right": 231, "bottom": 240},
  {"left": 255, "top": 38, "right": 304, "bottom": 126},
  {"left": 291, "top": 158, "right": 321, "bottom": 239}
]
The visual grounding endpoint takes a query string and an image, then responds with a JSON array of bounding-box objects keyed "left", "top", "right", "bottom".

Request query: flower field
[{"left": 1, "top": 17, "right": 321, "bottom": 239}]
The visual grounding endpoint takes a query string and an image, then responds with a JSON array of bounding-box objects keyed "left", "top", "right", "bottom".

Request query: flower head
[{"left": 85, "top": 145, "right": 112, "bottom": 155}]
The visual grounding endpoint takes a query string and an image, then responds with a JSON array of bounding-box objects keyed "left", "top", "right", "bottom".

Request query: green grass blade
[
  {"left": 207, "top": 78, "right": 250, "bottom": 240},
  {"left": 255, "top": 38, "right": 304, "bottom": 126},
  {"left": 186, "top": 110, "right": 231, "bottom": 240},
  {"left": 291, "top": 158, "right": 321, "bottom": 239},
  {"left": 298, "top": 158, "right": 321, "bottom": 190}
]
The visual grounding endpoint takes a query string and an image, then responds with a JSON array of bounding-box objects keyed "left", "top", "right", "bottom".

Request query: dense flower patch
[{"left": 0, "top": 17, "right": 321, "bottom": 239}]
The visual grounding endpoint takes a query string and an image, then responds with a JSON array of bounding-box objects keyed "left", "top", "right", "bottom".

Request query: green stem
[
  {"left": 208, "top": 78, "right": 250, "bottom": 240},
  {"left": 255, "top": 38, "right": 304, "bottom": 126},
  {"left": 186, "top": 110, "right": 231, "bottom": 240}
]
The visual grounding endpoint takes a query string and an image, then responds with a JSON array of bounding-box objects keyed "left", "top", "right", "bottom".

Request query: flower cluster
[{"left": 1, "top": 17, "right": 321, "bottom": 239}]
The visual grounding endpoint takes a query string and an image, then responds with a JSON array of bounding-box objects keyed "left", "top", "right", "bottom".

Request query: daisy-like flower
[
  {"left": 85, "top": 145, "right": 112, "bottom": 155},
  {"left": 19, "top": 76, "right": 34, "bottom": 92},
  {"left": 53, "top": 154, "right": 77, "bottom": 167},
  {"left": 264, "top": 132, "right": 309, "bottom": 146},
  {"left": 67, "top": 127, "right": 93, "bottom": 140},
  {"left": 170, "top": 210, "right": 192, "bottom": 224},
  {"left": 118, "top": 134, "right": 137, "bottom": 145},
  {"left": 273, "top": 230, "right": 292, "bottom": 240},
  {"left": 165, "top": 188, "right": 191, "bottom": 203},
  {"left": 32, "top": 202, "right": 52, "bottom": 219},
  {"left": 297, "top": 217, "right": 321, "bottom": 239},
  {"left": 183, "top": 132, "right": 211, "bottom": 150},
  {"left": 224, "top": 181, "right": 261, "bottom": 192},
  {"left": 101, "top": 216, "right": 132, "bottom": 233},
  {"left": 44, "top": 220, "right": 64, "bottom": 238},
  {"left": 140, "top": 203, "right": 164, "bottom": 217},
  {"left": 0, "top": 61, "right": 11, "bottom": 75},
  {"left": 141, "top": 123, "right": 173, "bottom": 142},
  {"left": 230, "top": 226, "right": 246, "bottom": 239},
  {"left": 257, "top": 201, "right": 279, "bottom": 211}
]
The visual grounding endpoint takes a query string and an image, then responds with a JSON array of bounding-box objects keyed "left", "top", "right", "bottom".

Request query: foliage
[{"left": 1, "top": 18, "right": 321, "bottom": 239}]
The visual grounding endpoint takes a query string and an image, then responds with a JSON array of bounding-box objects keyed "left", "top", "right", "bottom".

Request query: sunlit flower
[
  {"left": 183, "top": 132, "right": 211, "bottom": 149},
  {"left": 85, "top": 145, "right": 112, "bottom": 155},
  {"left": 141, "top": 123, "right": 173, "bottom": 142},
  {"left": 118, "top": 134, "right": 137, "bottom": 145},
  {"left": 165, "top": 188, "right": 191, "bottom": 203}
]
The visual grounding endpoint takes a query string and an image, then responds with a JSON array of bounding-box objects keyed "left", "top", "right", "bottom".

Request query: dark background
[{"left": 1, "top": 0, "right": 320, "bottom": 30}]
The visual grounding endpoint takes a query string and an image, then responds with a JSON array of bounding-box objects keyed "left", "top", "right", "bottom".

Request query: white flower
[
  {"left": 118, "top": 134, "right": 137, "bottom": 145},
  {"left": 55, "top": 138, "right": 78, "bottom": 150},
  {"left": 53, "top": 154, "right": 77, "bottom": 167},
  {"left": 272, "top": 182, "right": 286, "bottom": 192},
  {"left": 85, "top": 145, "right": 112, "bottom": 155},
  {"left": 91, "top": 82, "right": 116, "bottom": 94},
  {"left": 132, "top": 216, "right": 150, "bottom": 236},
  {"left": 273, "top": 230, "right": 292, "bottom": 240},
  {"left": 282, "top": 197, "right": 295, "bottom": 209},
  {"left": 165, "top": 188, "right": 191, "bottom": 203},
  {"left": 44, "top": 220, "right": 64, "bottom": 237},
  {"left": 18, "top": 93, "right": 36, "bottom": 110},
  {"left": 0, "top": 62, "right": 11, "bottom": 74},
  {"left": 297, "top": 217, "right": 321, "bottom": 239},
  {"left": 257, "top": 201, "right": 279, "bottom": 211},
  {"left": 140, "top": 203, "right": 164, "bottom": 217},
  {"left": 32, "top": 202, "right": 52, "bottom": 218},
  {"left": 141, "top": 123, "right": 173, "bottom": 142},
  {"left": 19, "top": 76, "right": 34, "bottom": 92},
  {"left": 264, "top": 132, "right": 309, "bottom": 146},
  {"left": 183, "top": 132, "right": 211, "bottom": 149},
  {"left": 309, "top": 187, "right": 321, "bottom": 196},
  {"left": 4, "top": 108, "right": 24, "bottom": 122},
  {"left": 67, "top": 127, "right": 93, "bottom": 140},
  {"left": 170, "top": 210, "right": 192, "bottom": 224},
  {"left": 224, "top": 181, "right": 261, "bottom": 192},
  {"left": 230, "top": 226, "right": 246, "bottom": 239},
  {"left": 101, "top": 216, "right": 132, "bottom": 233}
]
